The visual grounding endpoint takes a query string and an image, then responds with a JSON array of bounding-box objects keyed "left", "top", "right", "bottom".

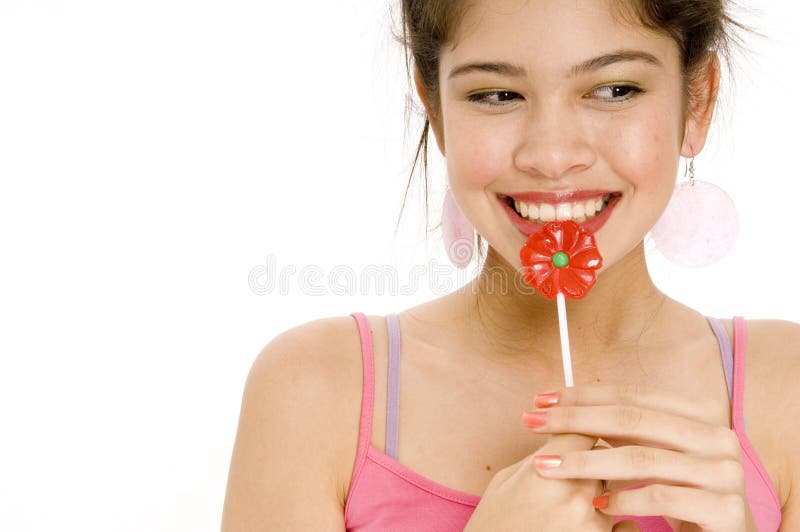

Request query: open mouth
[{"left": 500, "top": 191, "right": 622, "bottom": 236}]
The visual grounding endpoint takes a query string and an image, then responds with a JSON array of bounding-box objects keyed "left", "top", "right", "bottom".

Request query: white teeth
[
  {"left": 555, "top": 203, "right": 572, "bottom": 221},
  {"left": 511, "top": 194, "right": 614, "bottom": 223},
  {"left": 539, "top": 203, "right": 556, "bottom": 222}
]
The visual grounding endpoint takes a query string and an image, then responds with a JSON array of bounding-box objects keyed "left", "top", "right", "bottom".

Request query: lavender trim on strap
[
  {"left": 385, "top": 313, "right": 401, "bottom": 460},
  {"left": 706, "top": 316, "right": 747, "bottom": 434},
  {"left": 706, "top": 316, "right": 733, "bottom": 402}
]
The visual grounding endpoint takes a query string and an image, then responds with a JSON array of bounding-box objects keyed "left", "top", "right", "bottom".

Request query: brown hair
[{"left": 393, "top": 0, "right": 753, "bottom": 265}]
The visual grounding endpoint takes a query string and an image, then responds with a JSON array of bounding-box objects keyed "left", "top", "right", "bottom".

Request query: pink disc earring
[
  {"left": 442, "top": 188, "right": 475, "bottom": 269},
  {"left": 650, "top": 152, "right": 739, "bottom": 267}
]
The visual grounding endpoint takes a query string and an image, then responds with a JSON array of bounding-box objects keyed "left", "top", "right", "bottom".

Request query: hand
[
  {"left": 522, "top": 383, "right": 759, "bottom": 532},
  {"left": 463, "top": 433, "right": 637, "bottom": 532}
]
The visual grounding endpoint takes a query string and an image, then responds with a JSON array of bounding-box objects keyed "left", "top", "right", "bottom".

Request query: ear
[
  {"left": 681, "top": 52, "right": 721, "bottom": 157},
  {"left": 413, "top": 67, "right": 446, "bottom": 156}
]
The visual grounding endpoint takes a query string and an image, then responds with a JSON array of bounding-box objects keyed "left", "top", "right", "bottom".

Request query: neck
[{"left": 459, "top": 241, "right": 669, "bottom": 374}]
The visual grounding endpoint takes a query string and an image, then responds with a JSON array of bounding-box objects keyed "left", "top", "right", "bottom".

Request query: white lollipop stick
[{"left": 556, "top": 291, "right": 574, "bottom": 387}]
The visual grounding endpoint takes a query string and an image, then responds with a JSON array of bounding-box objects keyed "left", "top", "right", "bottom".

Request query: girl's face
[{"left": 428, "top": 0, "right": 716, "bottom": 275}]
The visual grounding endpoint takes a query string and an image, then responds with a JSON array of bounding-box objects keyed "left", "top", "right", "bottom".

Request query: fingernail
[
  {"left": 592, "top": 495, "right": 609, "bottom": 509},
  {"left": 534, "top": 392, "right": 559, "bottom": 408},
  {"left": 521, "top": 410, "right": 547, "bottom": 429},
  {"left": 532, "top": 454, "right": 562, "bottom": 469}
]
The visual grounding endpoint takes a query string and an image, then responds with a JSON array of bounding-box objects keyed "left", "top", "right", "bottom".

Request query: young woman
[{"left": 222, "top": 1, "right": 799, "bottom": 530}]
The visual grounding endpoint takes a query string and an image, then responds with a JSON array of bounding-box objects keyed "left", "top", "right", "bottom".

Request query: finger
[
  {"left": 524, "top": 404, "right": 741, "bottom": 459},
  {"left": 537, "top": 433, "right": 598, "bottom": 454},
  {"left": 611, "top": 521, "right": 640, "bottom": 532},
  {"left": 525, "top": 433, "right": 599, "bottom": 472},
  {"left": 524, "top": 433, "right": 600, "bottom": 479},
  {"left": 535, "top": 383, "right": 714, "bottom": 424},
  {"left": 595, "top": 483, "right": 748, "bottom": 531},
  {"left": 533, "top": 445, "right": 746, "bottom": 494}
]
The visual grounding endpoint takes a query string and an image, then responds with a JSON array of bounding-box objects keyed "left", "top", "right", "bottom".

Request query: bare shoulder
[
  {"left": 741, "top": 319, "right": 800, "bottom": 524},
  {"left": 247, "top": 315, "right": 365, "bottom": 408},
  {"left": 745, "top": 318, "right": 800, "bottom": 356},
  {"left": 744, "top": 319, "right": 800, "bottom": 411},
  {"left": 221, "top": 315, "right": 367, "bottom": 531}
]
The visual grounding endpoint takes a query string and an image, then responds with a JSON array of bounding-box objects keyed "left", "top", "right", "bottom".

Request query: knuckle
[
  {"left": 725, "top": 427, "right": 742, "bottom": 459},
  {"left": 720, "top": 458, "right": 745, "bottom": 490},
  {"left": 558, "top": 405, "right": 576, "bottom": 430},
  {"left": 570, "top": 386, "right": 583, "bottom": 405},
  {"left": 616, "top": 383, "right": 641, "bottom": 405},
  {"left": 564, "top": 497, "right": 587, "bottom": 518},
  {"left": 721, "top": 493, "right": 746, "bottom": 521},
  {"left": 616, "top": 405, "right": 643, "bottom": 430},
  {"left": 627, "top": 446, "right": 657, "bottom": 469},
  {"left": 720, "top": 427, "right": 741, "bottom": 457},
  {"left": 574, "top": 451, "right": 590, "bottom": 474},
  {"left": 645, "top": 483, "right": 671, "bottom": 507},
  {"left": 489, "top": 465, "right": 514, "bottom": 486},
  {"left": 565, "top": 481, "right": 599, "bottom": 511}
]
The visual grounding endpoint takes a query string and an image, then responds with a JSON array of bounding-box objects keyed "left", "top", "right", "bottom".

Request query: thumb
[
  {"left": 536, "top": 433, "right": 598, "bottom": 454},
  {"left": 611, "top": 521, "right": 641, "bottom": 532}
]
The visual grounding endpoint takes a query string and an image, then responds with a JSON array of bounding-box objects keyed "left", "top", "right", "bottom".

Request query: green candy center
[{"left": 552, "top": 251, "right": 570, "bottom": 268}]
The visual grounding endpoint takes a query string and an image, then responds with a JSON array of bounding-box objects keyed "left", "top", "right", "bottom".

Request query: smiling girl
[{"left": 222, "top": 1, "right": 800, "bottom": 530}]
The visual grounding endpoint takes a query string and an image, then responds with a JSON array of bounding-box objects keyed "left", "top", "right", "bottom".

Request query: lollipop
[{"left": 519, "top": 220, "right": 603, "bottom": 386}]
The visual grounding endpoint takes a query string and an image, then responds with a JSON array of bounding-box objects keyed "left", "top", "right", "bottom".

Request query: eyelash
[{"left": 467, "top": 84, "right": 644, "bottom": 108}]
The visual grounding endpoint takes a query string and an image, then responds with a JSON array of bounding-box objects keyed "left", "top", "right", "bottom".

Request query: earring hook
[{"left": 684, "top": 148, "right": 695, "bottom": 187}]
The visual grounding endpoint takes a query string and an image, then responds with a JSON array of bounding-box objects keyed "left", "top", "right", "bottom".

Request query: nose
[{"left": 513, "top": 101, "right": 595, "bottom": 181}]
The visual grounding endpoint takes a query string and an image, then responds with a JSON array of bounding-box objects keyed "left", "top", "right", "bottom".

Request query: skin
[
  {"left": 418, "top": 0, "right": 714, "bottom": 372},
  {"left": 220, "top": 0, "right": 800, "bottom": 529},
  {"left": 401, "top": 0, "right": 794, "bottom": 529}
]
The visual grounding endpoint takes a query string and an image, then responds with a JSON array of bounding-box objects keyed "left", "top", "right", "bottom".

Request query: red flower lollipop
[{"left": 519, "top": 220, "right": 603, "bottom": 300}]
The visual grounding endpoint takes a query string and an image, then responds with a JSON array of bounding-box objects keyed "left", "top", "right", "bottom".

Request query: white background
[{"left": 0, "top": 1, "right": 798, "bottom": 530}]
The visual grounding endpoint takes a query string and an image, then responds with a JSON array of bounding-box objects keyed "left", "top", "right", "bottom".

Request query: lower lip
[{"left": 501, "top": 195, "right": 621, "bottom": 236}]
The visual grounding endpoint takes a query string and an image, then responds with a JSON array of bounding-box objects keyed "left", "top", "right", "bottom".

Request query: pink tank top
[{"left": 343, "top": 313, "right": 782, "bottom": 531}]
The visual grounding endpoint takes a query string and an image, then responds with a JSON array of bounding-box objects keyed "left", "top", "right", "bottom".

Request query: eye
[
  {"left": 467, "top": 90, "right": 522, "bottom": 108},
  {"left": 587, "top": 84, "right": 644, "bottom": 103}
]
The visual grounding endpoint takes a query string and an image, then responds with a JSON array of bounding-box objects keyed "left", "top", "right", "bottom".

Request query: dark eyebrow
[
  {"left": 448, "top": 61, "right": 526, "bottom": 80},
  {"left": 570, "top": 50, "right": 662, "bottom": 76},
  {"left": 447, "top": 50, "right": 663, "bottom": 80}
]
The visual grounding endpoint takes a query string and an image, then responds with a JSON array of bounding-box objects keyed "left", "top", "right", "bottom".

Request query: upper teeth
[{"left": 513, "top": 195, "right": 611, "bottom": 223}]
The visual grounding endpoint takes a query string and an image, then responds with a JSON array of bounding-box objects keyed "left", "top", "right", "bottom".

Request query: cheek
[
  {"left": 596, "top": 107, "right": 679, "bottom": 202},
  {"left": 443, "top": 113, "right": 513, "bottom": 189}
]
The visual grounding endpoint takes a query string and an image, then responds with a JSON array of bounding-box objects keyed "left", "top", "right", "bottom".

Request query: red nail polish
[
  {"left": 521, "top": 410, "right": 547, "bottom": 429},
  {"left": 532, "top": 454, "right": 562, "bottom": 469},
  {"left": 592, "top": 495, "right": 609, "bottom": 509},
  {"left": 534, "top": 392, "right": 559, "bottom": 408}
]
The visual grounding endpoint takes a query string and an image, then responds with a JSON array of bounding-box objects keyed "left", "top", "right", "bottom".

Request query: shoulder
[
  {"left": 247, "top": 314, "right": 375, "bottom": 489},
  {"left": 247, "top": 315, "right": 366, "bottom": 400},
  {"left": 743, "top": 318, "right": 800, "bottom": 356},
  {"left": 222, "top": 314, "right": 374, "bottom": 530},
  {"left": 741, "top": 319, "right": 800, "bottom": 519},
  {"left": 741, "top": 319, "right": 800, "bottom": 402},
  {"left": 744, "top": 319, "right": 800, "bottom": 421}
]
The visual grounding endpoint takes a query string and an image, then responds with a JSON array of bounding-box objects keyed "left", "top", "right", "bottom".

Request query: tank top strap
[
  {"left": 349, "top": 312, "right": 375, "bottom": 473},
  {"left": 731, "top": 316, "right": 748, "bottom": 432},
  {"left": 385, "top": 313, "right": 401, "bottom": 460},
  {"left": 705, "top": 316, "right": 734, "bottom": 403}
]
